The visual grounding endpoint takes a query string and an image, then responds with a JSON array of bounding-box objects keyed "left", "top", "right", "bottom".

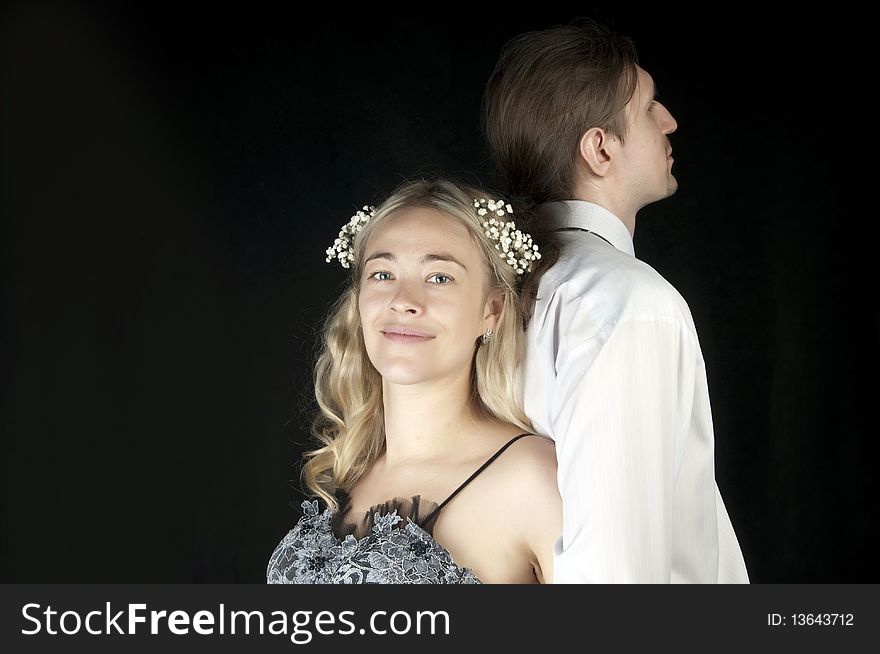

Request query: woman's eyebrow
[
  {"left": 364, "top": 251, "right": 394, "bottom": 264},
  {"left": 423, "top": 253, "right": 467, "bottom": 271},
  {"left": 363, "top": 251, "right": 468, "bottom": 271}
]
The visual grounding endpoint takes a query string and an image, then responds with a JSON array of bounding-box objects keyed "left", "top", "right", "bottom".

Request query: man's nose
[{"left": 658, "top": 102, "right": 678, "bottom": 134}]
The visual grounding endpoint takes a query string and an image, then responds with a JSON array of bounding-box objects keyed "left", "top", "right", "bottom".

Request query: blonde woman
[{"left": 267, "top": 179, "right": 561, "bottom": 584}]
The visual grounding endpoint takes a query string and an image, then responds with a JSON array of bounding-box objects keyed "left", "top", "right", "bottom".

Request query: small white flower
[{"left": 326, "top": 196, "right": 538, "bottom": 275}]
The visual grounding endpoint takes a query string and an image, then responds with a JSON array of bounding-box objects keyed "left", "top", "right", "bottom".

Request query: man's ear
[
  {"left": 482, "top": 290, "right": 505, "bottom": 333},
  {"left": 578, "top": 127, "right": 615, "bottom": 177}
]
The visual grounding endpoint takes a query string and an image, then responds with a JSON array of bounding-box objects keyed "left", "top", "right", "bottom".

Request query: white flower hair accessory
[
  {"left": 324, "top": 198, "right": 540, "bottom": 275},
  {"left": 474, "top": 198, "right": 541, "bottom": 275},
  {"left": 325, "top": 206, "right": 375, "bottom": 269}
]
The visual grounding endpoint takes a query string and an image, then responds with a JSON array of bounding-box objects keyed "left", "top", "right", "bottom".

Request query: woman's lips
[
  {"left": 380, "top": 327, "right": 435, "bottom": 343},
  {"left": 382, "top": 332, "right": 434, "bottom": 343}
]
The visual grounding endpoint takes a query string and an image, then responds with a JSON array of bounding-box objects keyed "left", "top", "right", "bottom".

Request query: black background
[{"left": 1, "top": 3, "right": 874, "bottom": 582}]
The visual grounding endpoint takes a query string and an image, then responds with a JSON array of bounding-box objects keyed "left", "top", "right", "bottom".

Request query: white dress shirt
[{"left": 522, "top": 200, "right": 748, "bottom": 583}]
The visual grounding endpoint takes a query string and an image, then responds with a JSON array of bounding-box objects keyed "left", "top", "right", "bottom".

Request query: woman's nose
[{"left": 390, "top": 281, "right": 423, "bottom": 314}]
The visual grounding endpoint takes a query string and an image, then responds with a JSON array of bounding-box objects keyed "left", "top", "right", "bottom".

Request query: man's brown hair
[{"left": 482, "top": 19, "right": 639, "bottom": 209}]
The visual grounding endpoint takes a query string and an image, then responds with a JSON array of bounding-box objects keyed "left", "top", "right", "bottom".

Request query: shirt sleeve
[{"left": 550, "top": 315, "right": 716, "bottom": 583}]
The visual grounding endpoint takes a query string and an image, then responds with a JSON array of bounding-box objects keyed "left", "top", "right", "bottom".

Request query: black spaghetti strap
[{"left": 421, "top": 433, "right": 532, "bottom": 527}]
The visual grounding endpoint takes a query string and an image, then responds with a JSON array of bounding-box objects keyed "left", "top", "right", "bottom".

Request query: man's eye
[{"left": 428, "top": 273, "right": 452, "bottom": 284}]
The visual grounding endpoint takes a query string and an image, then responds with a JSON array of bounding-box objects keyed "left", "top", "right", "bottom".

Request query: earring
[{"left": 482, "top": 329, "right": 493, "bottom": 345}]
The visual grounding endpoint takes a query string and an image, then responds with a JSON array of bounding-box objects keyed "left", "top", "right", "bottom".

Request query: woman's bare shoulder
[
  {"left": 489, "top": 433, "right": 561, "bottom": 570},
  {"left": 492, "top": 433, "right": 559, "bottom": 500}
]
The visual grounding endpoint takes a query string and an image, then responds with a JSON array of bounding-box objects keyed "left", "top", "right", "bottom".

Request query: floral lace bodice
[{"left": 266, "top": 499, "right": 481, "bottom": 584}]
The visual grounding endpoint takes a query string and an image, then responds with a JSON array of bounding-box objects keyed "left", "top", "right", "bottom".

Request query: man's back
[{"left": 522, "top": 200, "right": 748, "bottom": 583}]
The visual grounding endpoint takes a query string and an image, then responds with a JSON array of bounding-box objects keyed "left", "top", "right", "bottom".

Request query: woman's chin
[{"left": 378, "top": 368, "right": 431, "bottom": 386}]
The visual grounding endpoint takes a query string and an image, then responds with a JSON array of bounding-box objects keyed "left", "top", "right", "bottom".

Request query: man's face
[{"left": 616, "top": 66, "right": 679, "bottom": 208}]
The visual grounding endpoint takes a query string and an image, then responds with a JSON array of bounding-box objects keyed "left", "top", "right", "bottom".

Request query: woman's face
[{"left": 357, "top": 207, "right": 501, "bottom": 387}]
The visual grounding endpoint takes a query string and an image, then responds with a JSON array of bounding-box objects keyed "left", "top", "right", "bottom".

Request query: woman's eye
[
  {"left": 428, "top": 273, "right": 452, "bottom": 284},
  {"left": 368, "top": 271, "right": 392, "bottom": 282}
]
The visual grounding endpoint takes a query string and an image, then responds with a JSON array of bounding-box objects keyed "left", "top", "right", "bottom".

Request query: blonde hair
[{"left": 303, "top": 178, "right": 533, "bottom": 510}]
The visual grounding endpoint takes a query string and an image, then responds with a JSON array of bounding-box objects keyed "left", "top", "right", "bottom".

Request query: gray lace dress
[{"left": 266, "top": 434, "right": 530, "bottom": 585}]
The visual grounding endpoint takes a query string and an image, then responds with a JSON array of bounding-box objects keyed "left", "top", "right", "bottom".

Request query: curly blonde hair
[{"left": 302, "top": 178, "right": 533, "bottom": 510}]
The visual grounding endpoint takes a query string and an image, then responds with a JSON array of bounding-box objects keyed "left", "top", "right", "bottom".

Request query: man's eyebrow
[{"left": 363, "top": 251, "right": 467, "bottom": 271}]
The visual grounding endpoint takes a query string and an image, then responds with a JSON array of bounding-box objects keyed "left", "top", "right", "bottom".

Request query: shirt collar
[{"left": 536, "top": 200, "right": 635, "bottom": 257}]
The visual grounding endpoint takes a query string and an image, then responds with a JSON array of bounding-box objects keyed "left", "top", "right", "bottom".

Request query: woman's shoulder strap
[{"left": 422, "top": 433, "right": 533, "bottom": 525}]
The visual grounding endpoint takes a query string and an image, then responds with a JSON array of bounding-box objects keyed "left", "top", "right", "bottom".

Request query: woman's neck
[{"left": 380, "top": 368, "right": 486, "bottom": 466}]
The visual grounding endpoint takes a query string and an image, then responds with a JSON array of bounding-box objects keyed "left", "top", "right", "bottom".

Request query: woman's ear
[{"left": 482, "top": 290, "right": 505, "bottom": 333}]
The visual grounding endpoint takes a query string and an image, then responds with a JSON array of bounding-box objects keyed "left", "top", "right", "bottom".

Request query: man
[{"left": 483, "top": 19, "right": 749, "bottom": 583}]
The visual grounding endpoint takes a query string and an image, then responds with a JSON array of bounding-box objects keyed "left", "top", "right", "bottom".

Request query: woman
[{"left": 267, "top": 178, "right": 561, "bottom": 584}]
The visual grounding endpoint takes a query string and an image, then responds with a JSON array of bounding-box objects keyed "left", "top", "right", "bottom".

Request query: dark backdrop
[{"left": 1, "top": 4, "right": 874, "bottom": 582}]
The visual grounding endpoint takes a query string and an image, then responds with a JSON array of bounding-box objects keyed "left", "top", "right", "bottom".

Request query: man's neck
[
  {"left": 537, "top": 199, "right": 638, "bottom": 257},
  {"left": 569, "top": 188, "right": 636, "bottom": 237}
]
